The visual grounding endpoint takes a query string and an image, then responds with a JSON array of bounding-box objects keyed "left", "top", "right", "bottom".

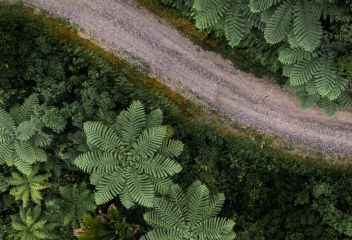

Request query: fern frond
[
  {"left": 289, "top": 58, "right": 320, "bottom": 86},
  {"left": 74, "top": 151, "right": 120, "bottom": 174},
  {"left": 17, "top": 94, "right": 40, "bottom": 123},
  {"left": 146, "top": 108, "right": 163, "bottom": 128},
  {"left": 264, "top": 0, "right": 293, "bottom": 44},
  {"left": 0, "top": 108, "right": 15, "bottom": 132},
  {"left": 202, "top": 193, "right": 226, "bottom": 219},
  {"left": 185, "top": 181, "right": 210, "bottom": 224},
  {"left": 159, "top": 139, "right": 184, "bottom": 158},
  {"left": 193, "top": 0, "right": 231, "bottom": 29},
  {"left": 16, "top": 118, "right": 39, "bottom": 141},
  {"left": 337, "top": 91, "right": 352, "bottom": 109},
  {"left": 249, "top": 0, "right": 282, "bottom": 13},
  {"left": 224, "top": 6, "right": 252, "bottom": 47},
  {"left": 132, "top": 126, "right": 166, "bottom": 159},
  {"left": 293, "top": 0, "right": 322, "bottom": 52},
  {"left": 126, "top": 170, "right": 154, "bottom": 207},
  {"left": 141, "top": 228, "right": 181, "bottom": 240},
  {"left": 31, "top": 131, "right": 52, "bottom": 147},
  {"left": 150, "top": 176, "right": 174, "bottom": 195},
  {"left": 314, "top": 55, "right": 346, "bottom": 99},
  {"left": 94, "top": 171, "right": 126, "bottom": 205},
  {"left": 15, "top": 141, "right": 37, "bottom": 164},
  {"left": 115, "top": 100, "right": 146, "bottom": 146},
  {"left": 278, "top": 46, "right": 318, "bottom": 64},
  {"left": 195, "top": 217, "right": 236, "bottom": 240},
  {"left": 135, "top": 154, "right": 182, "bottom": 178},
  {"left": 318, "top": 97, "right": 341, "bottom": 117},
  {"left": 84, "top": 121, "right": 123, "bottom": 153}
]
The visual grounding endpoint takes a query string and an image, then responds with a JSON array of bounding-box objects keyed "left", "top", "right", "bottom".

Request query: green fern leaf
[
  {"left": 17, "top": 94, "right": 40, "bottom": 123},
  {"left": 132, "top": 126, "right": 166, "bottom": 159},
  {"left": 94, "top": 170, "right": 126, "bottom": 205},
  {"left": 0, "top": 108, "right": 16, "bottom": 132},
  {"left": 141, "top": 228, "right": 181, "bottom": 240},
  {"left": 193, "top": 0, "right": 231, "bottom": 29},
  {"left": 195, "top": 217, "right": 236, "bottom": 240},
  {"left": 16, "top": 118, "right": 39, "bottom": 141},
  {"left": 278, "top": 46, "right": 318, "bottom": 64},
  {"left": 314, "top": 56, "right": 346, "bottom": 99},
  {"left": 249, "top": 0, "right": 282, "bottom": 13},
  {"left": 135, "top": 154, "right": 182, "bottom": 178},
  {"left": 15, "top": 141, "right": 36, "bottom": 164},
  {"left": 146, "top": 108, "right": 163, "bottom": 128},
  {"left": 115, "top": 100, "right": 146, "bottom": 146},
  {"left": 75, "top": 151, "right": 120, "bottom": 174},
  {"left": 293, "top": 0, "right": 322, "bottom": 52},
  {"left": 289, "top": 58, "right": 320, "bottom": 86},
  {"left": 126, "top": 170, "right": 154, "bottom": 207},
  {"left": 185, "top": 181, "right": 210, "bottom": 224},
  {"left": 84, "top": 121, "right": 123, "bottom": 153},
  {"left": 264, "top": 0, "right": 293, "bottom": 44},
  {"left": 318, "top": 97, "right": 341, "bottom": 117},
  {"left": 159, "top": 140, "right": 184, "bottom": 158},
  {"left": 224, "top": 8, "right": 252, "bottom": 47}
]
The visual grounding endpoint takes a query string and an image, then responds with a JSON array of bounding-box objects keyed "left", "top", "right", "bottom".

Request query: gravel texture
[{"left": 22, "top": 0, "right": 352, "bottom": 158}]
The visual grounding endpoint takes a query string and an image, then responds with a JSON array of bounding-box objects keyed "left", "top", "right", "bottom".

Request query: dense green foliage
[
  {"left": 1, "top": 2, "right": 352, "bottom": 239},
  {"left": 149, "top": 0, "right": 352, "bottom": 116}
]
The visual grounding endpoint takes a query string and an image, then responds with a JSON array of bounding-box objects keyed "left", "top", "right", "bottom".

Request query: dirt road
[{"left": 22, "top": 0, "right": 352, "bottom": 158}]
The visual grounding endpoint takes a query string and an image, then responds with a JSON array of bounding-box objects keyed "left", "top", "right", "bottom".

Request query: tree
[
  {"left": 74, "top": 101, "right": 183, "bottom": 208},
  {"left": 141, "top": 181, "right": 236, "bottom": 240}
]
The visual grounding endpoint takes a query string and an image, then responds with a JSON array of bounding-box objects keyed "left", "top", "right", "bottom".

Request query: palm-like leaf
[
  {"left": 193, "top": 0, "right": 231, "bottom": 29},
  {"left": 142, "top": 181, "right": 236, "bottom": 240},
  {"left": 264, "top": 0, "right": 293, "bottom": 44},
  {"left": 8, "top": 167, "right": 51, "bottom": 207},
  {"left": 75, "top": 101, "right": 183, "bottom": 208},
  {"left": 293, "top": 0, "right": 322, "bottom": 52},
  {"left": 58, "top": 182, "right": 96, "bottom": 228}
]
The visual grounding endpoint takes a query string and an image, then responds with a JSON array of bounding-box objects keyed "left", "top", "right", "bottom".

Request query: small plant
[
  {"left": 11, "top": 205, "right": 57, "bottom": 240},
  {"left": 74, "top": 204, "right": 138, "bottom": 240}
]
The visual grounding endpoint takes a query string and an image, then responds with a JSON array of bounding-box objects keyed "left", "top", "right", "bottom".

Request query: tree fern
[
  {"left": 74, "top": 101, "right": 183, "bottom": 208},
  {"left": 0, "top": 94, "right": 52, "bottom": 175},
  {"left": 141, "top": 181, "right": 236, "bottom": 240},
  {"left": 11, "top": 205, "right": 57, "bottom": 240},
  {"left": 8, "top": 166, "right": 51, "bottom": 207}
]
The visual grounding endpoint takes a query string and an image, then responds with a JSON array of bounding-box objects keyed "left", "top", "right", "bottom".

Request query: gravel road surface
[{"left": 22, "top": 0, "right": 352, "bottom": 158}]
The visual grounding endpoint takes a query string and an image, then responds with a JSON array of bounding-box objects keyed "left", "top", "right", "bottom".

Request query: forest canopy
[{"left": 1, "top": 2, "right": 352, "bottom": 240}]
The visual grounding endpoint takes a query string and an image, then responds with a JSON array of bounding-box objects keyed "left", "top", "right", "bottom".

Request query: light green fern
[
  {"left": 74, "top": 101, "right": 183, "bottom": 208},
  {"left": 141, "top": 181, "right": 236, "bottom": 240},
  {"left": 8, "top": 165, "right": 51, "bottom": 207}
]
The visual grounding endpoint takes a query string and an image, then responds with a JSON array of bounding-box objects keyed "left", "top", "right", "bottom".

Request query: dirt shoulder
[{"left": 23, "top": 0, "right": 352, "bottom": 158}]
